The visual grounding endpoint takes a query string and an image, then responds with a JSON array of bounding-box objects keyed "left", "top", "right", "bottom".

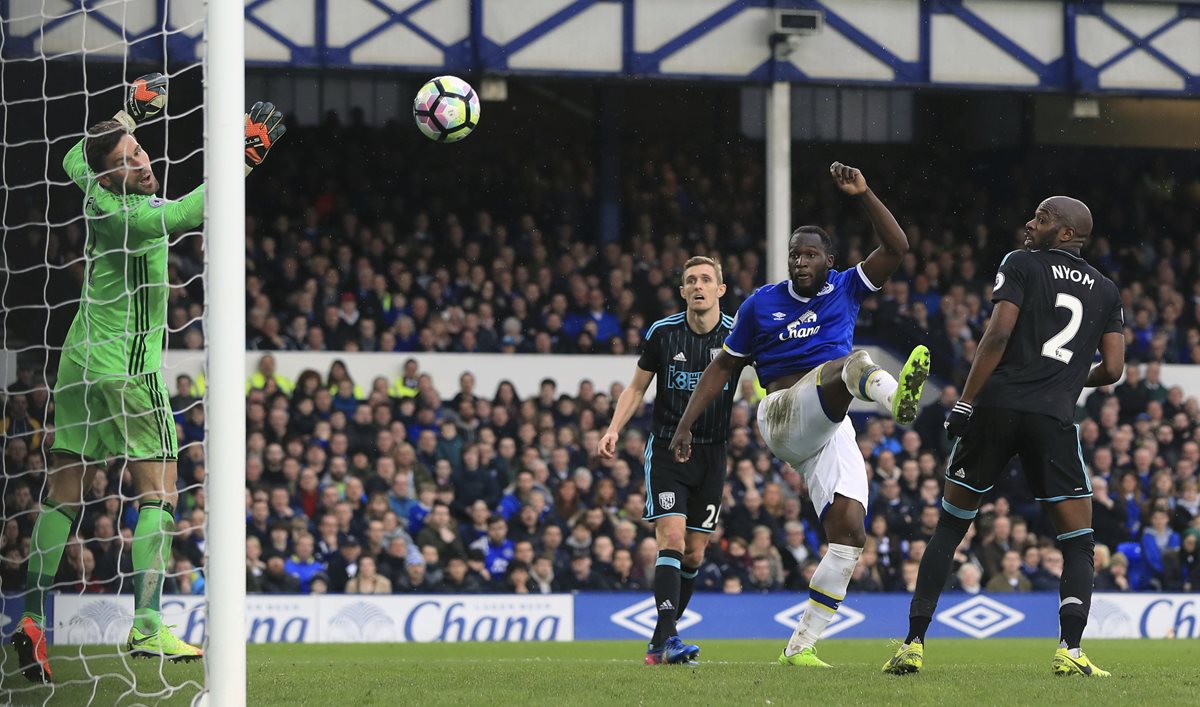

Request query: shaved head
[{"left": 1039, "top": 196, "right": 1092, "bottom": 239}]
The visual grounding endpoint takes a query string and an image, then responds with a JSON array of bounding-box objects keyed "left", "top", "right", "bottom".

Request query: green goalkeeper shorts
[{"left": 50, "top": 356, "right": 178, "bottom": 462}]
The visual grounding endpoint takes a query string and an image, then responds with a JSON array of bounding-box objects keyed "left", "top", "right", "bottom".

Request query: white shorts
[{"left": 757, "top": 367, "right": 868, "bottom": 518}]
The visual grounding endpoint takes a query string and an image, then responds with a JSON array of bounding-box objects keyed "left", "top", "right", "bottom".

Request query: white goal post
[{"left": 203, "top": 0, "right": 246, "bottom": 704}]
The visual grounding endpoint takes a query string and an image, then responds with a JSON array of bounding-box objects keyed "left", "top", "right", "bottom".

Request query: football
[{"left": 413, "top": 75, "right": 480, "bottom": 143}]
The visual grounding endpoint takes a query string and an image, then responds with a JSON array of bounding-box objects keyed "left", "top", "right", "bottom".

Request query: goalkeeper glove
[
  {"left": 245, "top": 101, "right": 286, "bottom": 173},
  {"left": 113, "top": 73, "right": 168, "bottom": 132},
  {"left": 944, "top": 400, "right": 974, "bottom": 439}
]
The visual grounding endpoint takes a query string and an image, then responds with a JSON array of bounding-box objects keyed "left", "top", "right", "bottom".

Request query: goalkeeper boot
[
  {"left": 663, "top": 635, "right": 700, "bottom": 665},
  {"left": 778, "top": 646, "right": 831, "bottom": 668},
  {"left": 127, "top": 625, "right": 203, "bottom": 662},
  {"left": 1052, "top": 647, "right": 1110, "bottom": 677},
  {"left": 13, "top": 616, "right": 53, "bottom": 684},
  {"left": 882, "top": 639, "right": 923, "bottom": 675},
  {"left": 892, "top": 345, "right": 930, "bottom": 425}
]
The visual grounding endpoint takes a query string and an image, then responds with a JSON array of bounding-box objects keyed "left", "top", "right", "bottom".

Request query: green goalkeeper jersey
[{"left": 60, "top": 138, "right": 205, "bottom": 376}]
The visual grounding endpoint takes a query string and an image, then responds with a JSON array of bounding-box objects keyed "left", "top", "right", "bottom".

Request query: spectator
[
  {"left": 607, "top": 548, "right": 642, "bottom": 591},
  {"left": 1175, "top": 532, "right": 1198, "bottom": 591},
  {"left": 725, "top": 489, "right": 776, "bottom": 543},
  {"left": 416, "top": 502, "right": 467, "bottom": 560},
  {"left": 398, "top": 561, "right": 436, "bottom": 593},
  {"left": 1141, "top": 507, "right": 1181, "bottom": 586},
  {"left": 955, "top": 563, "right": 983, "bottom": 595},
  {"left": 562, "top": 552, "right": 610, "bottom": 591},
  {"left": 899, "top": 560, "right": 920, "bottom": 593},
  {"left": 745, "top": 557, "right": 782, "bottom": 592},
  {"left": 530, "top": 555, "right": 559, "bottom": 593},
  {"left": 285, "top": 533, "right": 324, "bottom": 593},
  {"left": 985, "top": 550, "right": 1032, "bottom": 593},
  {"left": 502, "top": 560, "right": 539, "bottom": 593},
  {"left": 1020, "top": 546, "right": 1055, "bottom": 591},
  {"left": 980, "top": 515, "right": 1013, "bottom": 580},
  {"left": 260, "top": 554, "right": 302, "bottom": 593},
  {"left": 326, "top": 538, "right": 363, "bottom": 593},
  {"left": 469, "top": 515, "right": 515, "bottom": 578},
  {"left": 1091, "top": 476, "right": 1129, "bottom": 550},
  {"left": 345, "top": 556, "right": 392, "bottom": 594},
  {"left": 498, "top": 469, "right": 536, "bottom": 520},
  {"left": 1094, "top": 551, "right": 1131, "bottom": 592},
  {"left": 436, "top": 555, "right": 483, "bottom": 594}
]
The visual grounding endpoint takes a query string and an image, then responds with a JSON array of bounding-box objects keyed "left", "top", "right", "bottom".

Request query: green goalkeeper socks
[
  {"left": 132, "top": 500, "right": 175, "bottom": 633},
  {"left": 22, "top": 499, "right": 78, "bottom": 625}
]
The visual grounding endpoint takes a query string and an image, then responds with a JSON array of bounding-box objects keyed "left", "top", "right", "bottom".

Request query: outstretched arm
[
  {"left": 64, "top": 73, "right": 167, "bottom": 192},
  {"left": 830, "top": 162, "right": 909, "bottom": 288},
  {"left": 599, "top": 367, "right": 655, "bottom": 459},
  {"left": 129, "top": 184, "right": 207, "bottom": 235},
  {"left": 668, "top": 351, "right": 741, "bottom": 462}
]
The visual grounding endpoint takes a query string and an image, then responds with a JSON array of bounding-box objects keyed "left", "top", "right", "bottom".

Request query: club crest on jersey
[
  {"left": 658, "top": 492, "right": 676, "bottom": 510},
  {"left": 817, "top": 282, "right": 834, "bottom": 296},
  {"left": 148, "top": 196, "right": 166, "bottom": 208}
]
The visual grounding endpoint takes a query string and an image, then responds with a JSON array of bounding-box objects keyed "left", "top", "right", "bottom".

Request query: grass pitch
[{"left": 3, "top": 638, "right": 1199, "bottom": 705}]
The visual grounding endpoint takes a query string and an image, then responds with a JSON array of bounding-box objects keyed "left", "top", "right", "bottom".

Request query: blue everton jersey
[{"left": 723, "top": 263, "right": 880, "bottom": 386}]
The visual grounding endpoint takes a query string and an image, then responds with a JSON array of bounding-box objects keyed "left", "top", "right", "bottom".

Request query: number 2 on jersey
[{"left": 1041, "top": 293, "right": 1083, "bottom": 363}]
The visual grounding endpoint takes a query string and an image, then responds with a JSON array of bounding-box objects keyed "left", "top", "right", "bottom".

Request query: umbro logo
[
  {"left": 773, "top": 602, "right": 865, "bottom": 637},
  {"left": 938, "top": 596, "right": 1024, "bottom": 638},
  {"left": 772, "top": 312, "right": 787, "bottom": 321},
  {"left": 954, "top": 469, "right": 966, "bottom": 479},
  {"left": 798, "top": 311, "right": 817, "bottom": 324},
  {"left": 611, "top": 598, "right": 702, "bottom": 638},
  {"left": 673, "top": 352, "right": 687, "bottom": 362}
]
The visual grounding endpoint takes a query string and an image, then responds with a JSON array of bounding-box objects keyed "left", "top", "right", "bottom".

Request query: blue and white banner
[
  {"left": 1087, "top": 594, "right": 1200, "bottom": 639},
  {"left": 317, "top": 595, "right": 573, "bottom": 643},
  {"left": 52, "top": 594, "right": 572, "bottom": 645},
  {"left": 574, "top": 592, "right": 1200, "bottom": 641},
  {"left": 44, "top": 591, "right": 1200, "bottom": 644},
  {"left": 53, "top": 595, "right": 319, "bottom": 646}
]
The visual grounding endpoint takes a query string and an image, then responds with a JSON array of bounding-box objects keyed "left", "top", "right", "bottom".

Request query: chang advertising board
[
  {"left": 1086, "top": 594, "right": 1200, "bottom": 639},
  {"left": 53, "top": 595, "right": 318, "bottom": 645},
  {"left": 54, "top": 594, "right": 572, "bottom": 644},
  {"left": 317, "top": 595, "right": 573, "bottom": 643}
]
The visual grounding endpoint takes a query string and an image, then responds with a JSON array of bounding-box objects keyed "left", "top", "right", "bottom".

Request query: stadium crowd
[{"left": 3, "top": 128, "right": 1200, "bottom": 598}]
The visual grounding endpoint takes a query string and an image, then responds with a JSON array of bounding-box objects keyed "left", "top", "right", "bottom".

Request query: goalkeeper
[{"left": 13, "top": 74, "right": 286, "bottom": 683}]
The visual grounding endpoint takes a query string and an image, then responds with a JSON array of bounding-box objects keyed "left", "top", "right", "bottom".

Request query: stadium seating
[{"left": 4, "top": 131, "right": 1200, "bottom": 598}]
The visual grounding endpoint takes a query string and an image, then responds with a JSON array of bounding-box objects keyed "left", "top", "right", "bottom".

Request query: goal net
[{"left": 1, "top": 1, "right": 244, "bottom": 703}]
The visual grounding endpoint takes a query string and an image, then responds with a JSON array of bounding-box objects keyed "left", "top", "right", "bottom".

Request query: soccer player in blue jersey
[{"left": 670, "top": 162, "right": 930, "bottom": 667}]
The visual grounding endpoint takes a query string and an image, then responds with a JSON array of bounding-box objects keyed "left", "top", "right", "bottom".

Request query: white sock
[
  {"left": 842, "top": 354, "right": 899, "bottom": 413},
  {"left": 785, "top": 543, "right": 863, "bottom": 656},
  {"left": 865, "top": 369, "right": 899, "bottom": 414}
]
